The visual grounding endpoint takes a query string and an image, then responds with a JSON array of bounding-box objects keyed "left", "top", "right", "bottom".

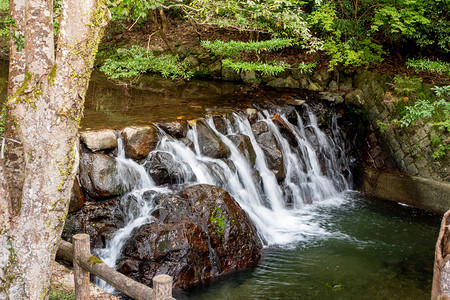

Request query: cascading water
[{"left": 96, "top": 105, "right": 353, "bottom": 290}]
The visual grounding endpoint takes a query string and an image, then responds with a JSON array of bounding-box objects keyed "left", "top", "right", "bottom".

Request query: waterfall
[{"left": 96, "top": 105, "right": 352, "bottom": 289}]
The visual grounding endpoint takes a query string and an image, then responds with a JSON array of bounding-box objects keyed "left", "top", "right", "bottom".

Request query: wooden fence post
[
  {"left": 73, "top": 234, "right": 91, "bottom": 300},
  {"left": 153, "top": 274, "right": 173, "bottom": 300}
]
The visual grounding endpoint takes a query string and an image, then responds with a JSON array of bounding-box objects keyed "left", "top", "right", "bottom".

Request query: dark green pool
[{"left": 178, "top": 192, "right": 440, "bottom": 300}]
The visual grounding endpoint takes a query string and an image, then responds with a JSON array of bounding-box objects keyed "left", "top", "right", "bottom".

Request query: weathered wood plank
[{"left": 56, "top": 239, "right": 175, "bottom": 300}]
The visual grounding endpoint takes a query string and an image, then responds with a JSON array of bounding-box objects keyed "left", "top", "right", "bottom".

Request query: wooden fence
[{"left": 56, "top": 233, "right": 175, "bottom": 300}]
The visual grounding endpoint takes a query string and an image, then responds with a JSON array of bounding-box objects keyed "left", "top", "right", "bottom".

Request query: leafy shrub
[
  {"left": 100, "top": 45, "right": 194, "bottom": 81},
  {"left": 188, "top": 0, "right": 322, "bottom": 52},
  {"left": 406, "top": 58, "right": 450, "bottom": 76},
  {"left": 201, "top": 38, "right": 294, "bottom": 76},
  {"left": 222, "top": 59, "right": 289, "bottom": 76},
  {"left": 201, "top": 38, "right": 294, "bottom": 57},
  {"left": 389, "top": 75, "right": 424, "bottom": 97},
  {"left": 307, "top": 1, "right": 385, "bottom": 69},
  {"left": 297, "top": 61, "right": 317, "bottom": 75}
]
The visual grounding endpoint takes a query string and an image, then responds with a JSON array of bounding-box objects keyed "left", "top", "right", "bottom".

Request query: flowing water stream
[
  {"left": 93, "top": 104, "right": 440, "bottom": 299},
  {"left": 0, "top": 61, "right": 440, "bottom": 298}
]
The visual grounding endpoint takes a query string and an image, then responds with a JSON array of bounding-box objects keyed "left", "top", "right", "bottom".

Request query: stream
[{"left": 0, "top": 61, "right": 441, "bottom": 299}]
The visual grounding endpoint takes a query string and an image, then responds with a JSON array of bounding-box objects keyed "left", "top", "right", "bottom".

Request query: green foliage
[
  {"left": 189, "top": 0, "right": 322, "bottom": 51},
  {"left": 201, "top": 38, "right": 293, "bottom": 76},
  {"left": 107, "top": 0, "right": 163, "bottom": 20},
  {"left": 0, "top": 0, "right": 24, "bottom": 50},
  {"left": 222, "top": 59, "right": 289, "bottom": 76},
  {"left": 372, "top": 0, "right": 449, "bottom": 53},
  {"left": 399, "top": 97, "right": 450, "bottom": 129},
  {"left": 100, "top": 45, "right": 194, "bottom": 80},
  {"left": 323, "top": 38, "right": 385, "bottom": 70},
  {"left": 307, "top": 1, "right": 386, "bottom": 69},
  {"left": 49, "top": 288, "right": 75, "bottom": 300},
  {"left": 0, "top": 104, "right": 6, "bottom": 137},
  {"left": 297, "top": 61, "right": 317, "bottom": 75},
  {"left": 390, "top": 75, "right": 423, "bottom": 97},
  {"left": 371, "top": 1, "right": 430, "bottom": 38},
  {"left": 201, "top": 38, "right": 294, "bottom": 57},
  {"left": 406, "top": 58, "right": 450, "bottom": 76},
  {"left": 430, "top": 136, "right": 450, "bottom": 160}
]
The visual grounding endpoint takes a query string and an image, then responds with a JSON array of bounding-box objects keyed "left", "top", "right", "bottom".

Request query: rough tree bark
[
  {"left": 0, "top": 0, "right": 110, "bottom": 298},
  {"left": 432, "top": 210, "right": 450, "bottom": 300}
]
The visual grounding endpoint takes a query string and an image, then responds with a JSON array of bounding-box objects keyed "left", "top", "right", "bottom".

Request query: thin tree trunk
[{"left": 150, "top": 9, "right": 174, "bottom": 54}]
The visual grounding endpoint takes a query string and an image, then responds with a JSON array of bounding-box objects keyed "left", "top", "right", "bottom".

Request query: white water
[{"left": 96, "top": 106, "right": 353, "bottom": 289}]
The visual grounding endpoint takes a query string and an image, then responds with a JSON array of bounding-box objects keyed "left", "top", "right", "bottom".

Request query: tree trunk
[
  {"left": 0, "top": 0, "right": 110, "bottom": 298},
  {"left": 432, "top": 210, "right": 450, "bottom": 300}
]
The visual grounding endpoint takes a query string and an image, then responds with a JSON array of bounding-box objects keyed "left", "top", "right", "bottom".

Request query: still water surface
[{"left": 180, "top": 192, "right": 439, "bottom": 300}]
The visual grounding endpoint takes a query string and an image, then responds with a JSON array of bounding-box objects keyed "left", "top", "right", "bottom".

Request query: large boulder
[
  {"left": 122, "top": 126, "right": 159, "bottom": 160},
  {"left": 63, "top": 200, "right": 124, "bottom": 249},
  {"left": 251, "top": 121, "right": 285, "bottom": 181},
  {"left": 79, "top": 152, "right": 123, "bottom": 199},
  {"left": 80, "top": 129, "right": 117, "bottom": 152},
  {"left": 144, "top": 151, "right": 194, "bottom": 185},
  {"left": 117, "top": 184, "right": 262, "bottom": 289},
  {"left": 193, "top": 119, "right": 231, "bottom": 159},
  {"left": 155, "top": 121, "right": 188, "bottom": 139}
]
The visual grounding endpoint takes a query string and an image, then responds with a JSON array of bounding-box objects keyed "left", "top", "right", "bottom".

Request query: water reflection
[{"left": 82, "top": 71, "right": 256, "bottom": 130}]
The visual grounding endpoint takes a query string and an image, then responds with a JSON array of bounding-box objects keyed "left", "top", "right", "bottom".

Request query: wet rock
[
  {"left": 312, "top": 68, "right": 331, "bottom": 87},
  {"left": 79, "top": 153, "right": 123, "bottom": 199},
  {"left": 240, "top": 70, "right": 260, "bottom": 84},
  {"left": 272, "top": 113, "right": 298, "bottom": 148},
  {"left": 148, "top": 46, "right": 164, "bottom": 56},
  {"left": 194, "top": 119, "right": 231, "bottom": 159},
  {"left": 328, "top": 80, "right": 338, "bottom": 91},
  {"left": 68, "top": 177, "right": 85, "bottom": 213},
  {"left": 228, "top": 134, "right": 257, "bottom": 167},
  {"left": 211, "top": 115, "right": 227, "bottom": 135},
  {"left": 207, "top": 60, "right": 222, "bottom": 79},
  {"left": 151, "top": 193, "right": 191, "bottom": 224},
  {"left": 340, "top": 76, "right": 353, "bottom": 91},
  {"left": 62, "top": 200, "right": 124, "bottom": 249},
  {"left": 118, "top": 221, "right": 211, "bottom": 289},
  {"left": 117, "top": 184, "right": 262, "bottom": 289},
  {"left": 180, "top": 137, "right": 195, "bottom": 152},
  {"left": 286, "top": 99, "right": 306, "bottom": 107},
  {"left": 222, "top": 67, "right": 240, "bottom": 82},
  {"left": 185, "top": 55, "right": 200, "bottom": 67},
  {"left": 80, "top": 129, "right": 117, "bottom": 152},
  {"left": 175, "top": 44, "right": 189, "bottom": 58},
  {"left": 156, "top": 121, "right": 188, "bottom": 138},
  {"left": 122, "top": 126, "right": 159, "bottom": 160},
  {"left": 144, "top": 151, "right": 193, "bottom": 185},
  {"left": 308, "top": 82, "right": 324, "bottom": 92},
  {"left": 267, "top": 77, "right": 300, "bottom": 89},
  {"left": 319, "top": 92, "right": 345, "bottom": 104},
  {"left": 251, "top": 121, "right": 285, "bottom": 181}
]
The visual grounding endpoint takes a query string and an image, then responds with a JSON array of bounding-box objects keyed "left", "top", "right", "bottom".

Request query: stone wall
[{"left": 347, "top": 70, "right": 450, "bottom": 183}]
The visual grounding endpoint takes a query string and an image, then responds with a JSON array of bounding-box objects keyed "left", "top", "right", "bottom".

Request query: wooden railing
[{"left": 57, "top": 233, "right": 175, "bottom": 300}]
